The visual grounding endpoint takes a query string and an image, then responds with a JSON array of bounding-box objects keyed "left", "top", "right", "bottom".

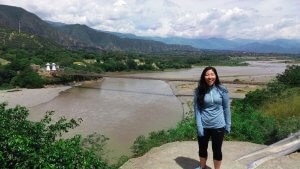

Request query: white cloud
[
  {"left": 114, "top": 0, "right": 126, "bottom": 7},
  {"left": 0, "top": 0, "right": 299, "bottom": 39},
  {"left": 240, "top": 18, "right": 300, "bottom": 39}
]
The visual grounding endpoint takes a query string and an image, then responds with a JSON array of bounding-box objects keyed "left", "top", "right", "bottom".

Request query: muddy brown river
[
  {"left": 29, "top": 78, "right": 183, "bottom": 161},
  {"left": 28, "top": 60, "right": 292, "bottom": 161}
]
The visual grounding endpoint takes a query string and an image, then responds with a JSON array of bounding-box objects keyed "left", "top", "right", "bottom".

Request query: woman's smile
[{"left": 205, "top": 70, "right": 216, "bottom": 86}]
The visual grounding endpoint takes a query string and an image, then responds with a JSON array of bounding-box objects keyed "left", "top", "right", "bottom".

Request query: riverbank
[
  {"left": 0, "top": 78, "right": 103, "bottom": 108},
  {"left": 0, "top": 86, "right": 71, "bottom": 108}
]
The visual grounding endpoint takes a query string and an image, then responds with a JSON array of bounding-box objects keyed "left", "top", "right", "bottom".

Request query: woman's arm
[
  {"left": 222, "top": 88, "right": 231, "bottom": 133},
  {"left": 194, "top": 93, "right": 204, "bottom": 136}
]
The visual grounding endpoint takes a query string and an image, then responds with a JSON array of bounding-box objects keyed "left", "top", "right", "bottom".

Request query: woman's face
[{"left": 204, "top": 69, "right": 216, "bottom": 86}]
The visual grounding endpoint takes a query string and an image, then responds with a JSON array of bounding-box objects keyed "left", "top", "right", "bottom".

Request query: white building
[
  {"left": 51, "top": 63, "right": 56, "bottom": 71},
  {"left": 46, "top": 63, "right": 51, "bottom": 71},
  {"left": 46, "top": 63, "right": 59, "bottom": 71}
]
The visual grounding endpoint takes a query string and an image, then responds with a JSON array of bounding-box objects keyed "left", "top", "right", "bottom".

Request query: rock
[{"left": 120, "top": 141, "right": 300, "bottom": 169}]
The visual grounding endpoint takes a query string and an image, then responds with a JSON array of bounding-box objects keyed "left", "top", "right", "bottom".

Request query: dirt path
[{"left": 120, "top": 141, "right": 300, "bottom": 169}]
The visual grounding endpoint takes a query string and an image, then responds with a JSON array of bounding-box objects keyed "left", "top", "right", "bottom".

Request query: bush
[
  {"left": 243, "top": 81, "right": 288, "bottom": 108},
  {"left": 0, "top": 65, "right": 16, "bottom": 85},
  {"left": 228, "top": 100, "right": 276, "bottom": 144},
  {"left": 0, "top": 103, "right": 113, "bottom": 168},
  {"left": 11, "top": 68, "right": 45, "bottom": 88},
  {"left": 276, "top": 65, "right": 300, "bottom": 87},
  {"left": 243, "top": 65, "right": 300, "bottom": 108}
]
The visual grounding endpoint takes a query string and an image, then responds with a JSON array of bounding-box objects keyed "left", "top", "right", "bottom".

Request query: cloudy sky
[{"left": 1, "top": 0, "right": 300, "bottom": 40}]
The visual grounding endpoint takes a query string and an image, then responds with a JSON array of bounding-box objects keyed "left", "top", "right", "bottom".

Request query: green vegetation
[
  {"left": 260, "top": 89, "right": 300, "bottom": 140},
  {"left": 11, "top": 68, "right": 45, "bottom": 88},
  {"left": 229, "top": 65, "right": 300, "bottom": 143},
  {"left": 131, "top": 65, "right": 300, "bottom": 157},
  {"left": 0, "top": 102, "right": 129, "bottom": 168},
  {"left": 0, "top": 56, "right": 45, "bottom": 89},
  {"left": 0, "top": 27, "right": 248, "bottom": 89}
]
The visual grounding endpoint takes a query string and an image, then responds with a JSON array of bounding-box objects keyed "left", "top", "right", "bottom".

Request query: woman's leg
[
  {"left": 213, "top": 160, "right": 222, "bottom": 169},
  {"left": 200, "top": 157, "right": 207, "bottom": 168},
  {"left": 197, "top": 129, "right": 210, "bottom": 168},
  {"left": 211, "top": 128, "right": 225, "bottom": 169}
]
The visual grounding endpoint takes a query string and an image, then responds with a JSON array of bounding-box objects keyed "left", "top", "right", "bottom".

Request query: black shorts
[{"left": 197, "top": 127, "right": 225, "bottom": 161}]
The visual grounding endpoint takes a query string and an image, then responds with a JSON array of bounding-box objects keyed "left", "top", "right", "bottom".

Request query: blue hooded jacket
[{"left": 194, "top": 85, "right": 231, "bottom": 136}]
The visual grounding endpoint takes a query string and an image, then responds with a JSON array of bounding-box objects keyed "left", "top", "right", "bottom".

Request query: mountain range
[
  {"left": 110, "top": 33, "right": 300, "bottom": 54},
  {"left": 0, "top": 4, "right": 300, "bottom": 54}
]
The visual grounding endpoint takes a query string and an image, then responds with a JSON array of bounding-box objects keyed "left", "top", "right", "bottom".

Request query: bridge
[{"left": 54, "top": 72, "right": 267, "bottom": 85}]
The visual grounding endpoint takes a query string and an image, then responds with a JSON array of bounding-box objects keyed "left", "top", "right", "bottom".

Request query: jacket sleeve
[
  {"left": 221, "top": 87, "right": 231, "bottom": 134},
  {"left": 194, "top": 93, "right": 204, "bottom": 136}
]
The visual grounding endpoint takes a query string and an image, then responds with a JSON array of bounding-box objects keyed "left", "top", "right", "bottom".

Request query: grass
[
  {"left": 259, "top": 87, "right": 300, "bottom": 140},
  {"left": 261, "top": 88, "right": 300, "bottom": 120}
]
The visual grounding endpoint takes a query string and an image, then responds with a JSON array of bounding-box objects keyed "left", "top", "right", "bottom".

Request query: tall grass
[
  {"left": 261, "top": 88, "right": 300, "bottom": 120},
  {"left": 260, "top": 88, "right": 300, "bottom": 140}
]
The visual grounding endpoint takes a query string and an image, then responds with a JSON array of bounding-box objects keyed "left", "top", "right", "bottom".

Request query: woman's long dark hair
[{"left": 195, "top": 66, "right": 221, "bottom": 108}]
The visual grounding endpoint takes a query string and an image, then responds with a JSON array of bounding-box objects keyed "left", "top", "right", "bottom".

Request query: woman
[{"left": 194, "top": 66, "right": 231, "bottom": 169}]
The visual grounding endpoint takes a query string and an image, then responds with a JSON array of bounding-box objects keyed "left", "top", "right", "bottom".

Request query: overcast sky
[{"left": 1, "top": 0, "right": 300, "bottom": 40}]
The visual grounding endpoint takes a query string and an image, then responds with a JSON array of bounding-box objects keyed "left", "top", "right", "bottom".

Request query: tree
[
  {"left": 276, "top": 65, "right": 300, "bottom": 87},
  {"left": 127, "top": 59, "right": 137, "bottom": 70},
  {"left": 0, "top": 65, "right": 16, "bottom": 84},
  {"left": 11, "top": 68, "right": 45, "bottom": 88},
  {"left": 0, "top": 103, "right": 112, "bottom": 168}
]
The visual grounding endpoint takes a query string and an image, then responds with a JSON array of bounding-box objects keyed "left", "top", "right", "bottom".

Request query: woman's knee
[
  {"left": 199, "top": 149, "right": 208, "bottom": 158},
  {"left": 213, "top": 151, "right": 222, "bottom": 161},
  {"left": 197, "top": 135, "right": 209, "bottom": 158}
]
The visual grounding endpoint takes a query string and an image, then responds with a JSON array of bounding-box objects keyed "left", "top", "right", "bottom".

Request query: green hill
[
  {"left": 0, "top": 5, "right": 86, "bottom": 49},
  {"left": 57, "top": 24, "right": 195, "bottom": 52},
  {"left": 0, "top": 27, "right": 60, "bottom": 50},
  {"left": 0, "top": 4, "right": 196, "bottom": 53}
]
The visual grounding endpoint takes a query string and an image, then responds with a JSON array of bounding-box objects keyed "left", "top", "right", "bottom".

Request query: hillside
[
  {"left": 56, "top": 24, "right": 196, "bottom": 52},
  {"left": 0, "top": 4, "right": 197, "bottom": 53},
  {"left": 0, "top": 27, "right": 60, "bottom": 50},
  {"left": 0, "top": 5, "right": 86, "bottom": 49}
]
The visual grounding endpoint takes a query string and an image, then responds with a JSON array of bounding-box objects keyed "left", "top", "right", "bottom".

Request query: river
[
  {"left": 29, "top": 77, "right": 183, "bottom": 161},
  {"left": 28, "top": 60, "right": 291, "bottom": 161}
]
